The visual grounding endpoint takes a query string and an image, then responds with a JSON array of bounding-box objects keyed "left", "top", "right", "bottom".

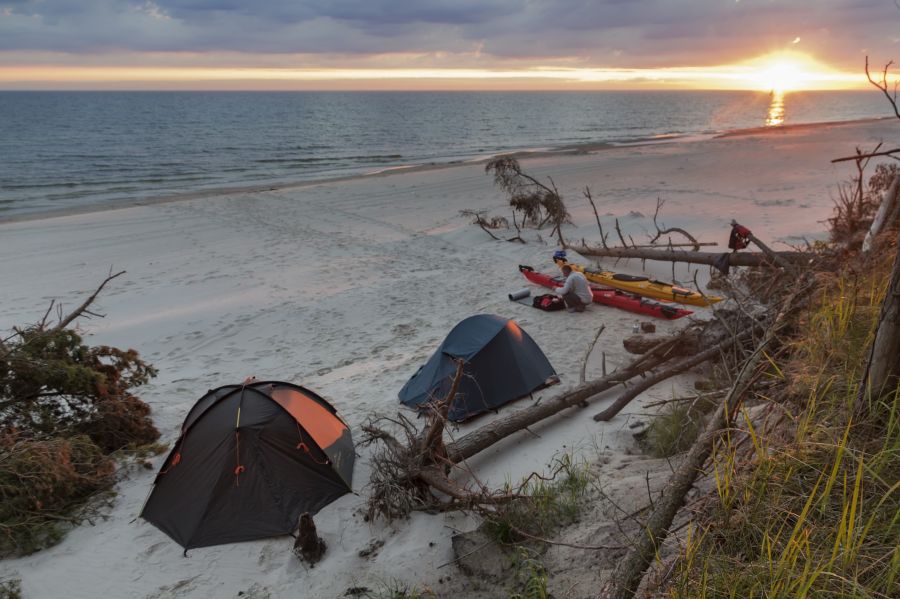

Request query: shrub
[
  {"left": 0, "top": 279, "right": 159, "bottom": 556},
  {"left": 1, "top": 328, "right": 158, "bottom": 451},
  {"left": 0, "top": 433, "right": 116, "bottom": 555},
  {"left": 485, "top": 157, "right": 570, "bottom": 231}
]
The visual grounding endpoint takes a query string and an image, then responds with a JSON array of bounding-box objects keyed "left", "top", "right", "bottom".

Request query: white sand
[{"left": 0, "top": 118, "right": 895, "bottom": 598}]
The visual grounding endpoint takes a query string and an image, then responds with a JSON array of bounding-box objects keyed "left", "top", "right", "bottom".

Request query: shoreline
[{"left": 0, "top": 115, "right": 888, "bottom": 226}]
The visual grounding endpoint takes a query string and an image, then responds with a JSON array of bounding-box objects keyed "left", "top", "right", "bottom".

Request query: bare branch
[
  {"left": 866, "top": 56, "right": 900, "bottom": 120},
  {"left": 614, "top": 218, "right": 628, "bottom": 247},
  {"left": 832, "top": 148, "right": 900, "bottom": 163},
  {"left": 649, "top": 198, "right": 701, "bottom": 251},
  {"left": 580, "top": 326, "right": 606, "bottom": 385},
  {"left": 583, "top": 187, "right": 609, "bottom": 248},
  {"left": 51, "top": 270, "right": 126, "bottom": 334}
]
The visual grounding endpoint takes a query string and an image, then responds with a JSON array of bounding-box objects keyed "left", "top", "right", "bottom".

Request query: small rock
[{"left": 640, "top": 322, "right": 656, "bottom": 333}]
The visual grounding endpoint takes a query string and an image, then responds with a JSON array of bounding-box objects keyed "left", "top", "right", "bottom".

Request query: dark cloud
[{"left": 0, "top": 0, "right": 897, "bottom": 68}]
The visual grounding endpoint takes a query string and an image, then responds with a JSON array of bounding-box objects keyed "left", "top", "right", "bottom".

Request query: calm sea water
[{"left": 0, "top": 90, "right": 890, "bottom": 219}]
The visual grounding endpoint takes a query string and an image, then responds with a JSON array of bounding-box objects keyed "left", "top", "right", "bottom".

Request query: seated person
[{"left": 556, "top": 264, "right": 592, "bottom": 312}]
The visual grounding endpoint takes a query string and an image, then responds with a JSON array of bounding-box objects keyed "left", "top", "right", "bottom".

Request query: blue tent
[{"left": 399, "top": 314, "right": 557, "bottom": 422}]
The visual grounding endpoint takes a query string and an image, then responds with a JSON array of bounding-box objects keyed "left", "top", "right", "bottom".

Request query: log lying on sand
[
  {"left": 446, "top": 334, "right": 704, "bottom": 463},
  {"left": 568, "top": 245, "right": 804, "bottom": 268},
  {"left": 593, "top": 330, "right": 754, "bottom": 422}
]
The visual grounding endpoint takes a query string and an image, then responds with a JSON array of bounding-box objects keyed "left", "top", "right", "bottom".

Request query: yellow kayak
[{"left": 553, "top": 255, "right": 723, "bottom": 307}]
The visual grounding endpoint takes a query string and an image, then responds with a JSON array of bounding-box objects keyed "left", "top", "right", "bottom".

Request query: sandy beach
[{"left": 0, "top": 117, "right": 896, "bottom": 598}]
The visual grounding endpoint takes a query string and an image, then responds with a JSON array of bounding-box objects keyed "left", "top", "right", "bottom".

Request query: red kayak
[{"left": 519, "top": 265, "right": 693, "bottom": 320}]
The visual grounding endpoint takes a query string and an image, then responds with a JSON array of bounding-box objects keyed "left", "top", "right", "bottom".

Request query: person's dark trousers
[{"left": 562, "top": 291, "right": 587, "bottom": 312}]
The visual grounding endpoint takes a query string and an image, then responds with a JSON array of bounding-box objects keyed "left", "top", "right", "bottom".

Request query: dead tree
[
  {"left": 592, "top": 330, "right": 754, "bottom": 422},
  {"left": 854, "top": 55, "right": 900, "bottom": 414},
  {"left": 363, "top": 361, "right": 524, "bottom": 517},
  {"left": 363, "top": 334, "right": 689, "bottom": 517},
  {"left": 866, "top": 56, "right": 900, "bottom": 120},
  {"left": 603, "top": 277, "right": 811, "bottom": 599},
  {"left": 857, "top": 230, "right": 900, "bottom": 416},
  {"left": 445, "top": 334, "right": 697, "bottom": 463},
  {"left": 730, "top": 220, "right": 793, "bottom": 270},
  {"left": 459, "top": 209, "right": 524, "bottom": 243},
  {"left": 862, "top": 174, "right": 900, "bottom": 252},
  {"left": 485, "top": 157, "right": 569, "bottom": 246},
  {"left": 566, "top": 244, "right": 802, "bottom": 268},
  {"left": 584, "top": 187, "right": 610, "bottom": 248}
]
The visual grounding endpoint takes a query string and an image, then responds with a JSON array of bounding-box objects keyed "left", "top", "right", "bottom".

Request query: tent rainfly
[
  {"left": 141, "top": 381, "right": 354, "bottom": 550},
  {"left": 399, "top": 314, "right": 557, "bottom": 422}
]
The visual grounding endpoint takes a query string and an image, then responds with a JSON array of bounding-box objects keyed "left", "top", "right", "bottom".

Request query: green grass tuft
[
  {"left": 362, "top": 580, "right": 437, "bottom": 599},
  {"left": 666, "top": 259, "right": 900, "bottom": 599},
  {"left": 482, "top": 453, "right": 594, "bottom": 545}
]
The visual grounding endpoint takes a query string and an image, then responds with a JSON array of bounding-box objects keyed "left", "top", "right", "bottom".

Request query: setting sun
[
  {"left": 742, "top": 52, "right": 855, "bottom": 92},
  {"left": 758, "top": 61, "right": 804, "bottom": 91}
]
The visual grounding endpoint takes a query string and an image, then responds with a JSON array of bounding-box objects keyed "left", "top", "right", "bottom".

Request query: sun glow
[
  {"left": 0, "top": 52, "right": 864, "bottom": 91},
  {"left": 757, "top": 61, "right": 804, "bottom": 91},
  {"left": 744, "top": 53, "right": 848, "bottom": 92}
]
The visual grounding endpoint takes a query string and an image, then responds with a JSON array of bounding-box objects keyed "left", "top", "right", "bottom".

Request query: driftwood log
[
  {"left": 857, "top": 228, "right": 900, "bottom": 416},
  {"left": 603, "top": 277, "right": 811, "bottom": 599},
  {"left": 731, "top": 220, "right": 793, "bottom": 270},
  {"left": 593, "top": 330, "right": 754, "bottom": 422},
  {"left": 445, "top": 336, "right": 686, "bottom": 463},
  {"left": 567, "top": 245, "right": 803, "bottom": 268}
]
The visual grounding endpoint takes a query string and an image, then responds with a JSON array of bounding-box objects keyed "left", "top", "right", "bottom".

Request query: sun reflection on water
[{"left": 766, "top": 90, "right": 785, "bottom": 126}]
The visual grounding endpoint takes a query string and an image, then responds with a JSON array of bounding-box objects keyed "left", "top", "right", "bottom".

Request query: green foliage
[
  {"left": 666, "top": 261, "right": 900, "bottom": 598},
  {"left": 1, "top": 326, "right": 158, "bottom": 451},
  {"left": 0, "top": 289, "right": 159, "bottom": 556},
  {"left": 484, "top": 453, "right": 593, "bottom": 545},
  {"left": 508, "top": 550, "right": 550, "bottom": 599},
  {"left": 485, "top": 157, "right": 569, "bottom": 229},
  {"left": 0, "top": 433, "right": 116, "bottom": 555},
  {"left": 362, "top": 580, "right": 438, "bottom": 599}
]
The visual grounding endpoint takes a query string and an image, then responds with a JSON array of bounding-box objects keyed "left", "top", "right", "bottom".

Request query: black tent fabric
[
  {"left": 398, "top": 314, "right": 557, "bottom": 422},
  {"left": 141, "top": 381, "right": 354, "bottom": 550}
]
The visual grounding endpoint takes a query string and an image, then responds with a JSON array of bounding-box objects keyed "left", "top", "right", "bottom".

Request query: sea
[{"left": 0, "top": 90, "right": 891, "bottom": 219}]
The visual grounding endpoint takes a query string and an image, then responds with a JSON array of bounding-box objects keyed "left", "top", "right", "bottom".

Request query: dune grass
[
  {"left": 665, "top": 256, "right": 899, "bottom": 598},
  {"left": 482, "top": 453, "right": 594, "bottom": 545}
]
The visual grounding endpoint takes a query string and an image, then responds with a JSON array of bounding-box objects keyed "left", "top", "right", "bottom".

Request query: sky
[{"left": 0, "top": 0, "right": 898, "bottom": 90}]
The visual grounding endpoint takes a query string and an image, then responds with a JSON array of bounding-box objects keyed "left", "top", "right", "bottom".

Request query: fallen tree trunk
[
  {"left": 732, "top": 220, "right": 793, "bottom": 271},
  {"left": 862, "top": 174, "right": 900, "bottom": 253},
  {"left": 857, "top": 228, "right": 900, "bottom": 417},
  {"left": 567, "top": 245, "right": 803, "bottom": 268},
  {"left": 603, "top": 278, "right": 810, "bottom": 599},
  {"left": 592, "top": 330, "right": 753, "bottom": 422},
  {"left": 446, "top": 335, "right": 695, "bottom": 463}
]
